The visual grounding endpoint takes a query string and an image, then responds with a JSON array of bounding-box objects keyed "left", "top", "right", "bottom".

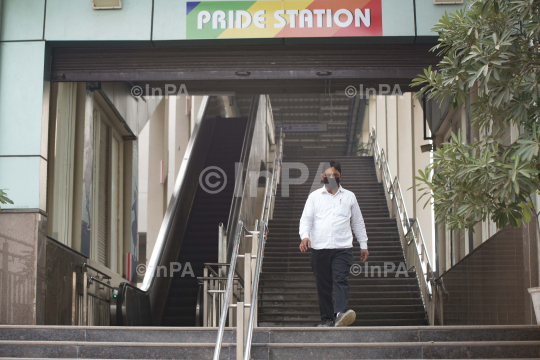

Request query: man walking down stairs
[
  {"left": 259, "top": 156, "right": 428, "bottom": 327},
  {"left": 299, "top": 160, "right": 370, "bottom": 327}
]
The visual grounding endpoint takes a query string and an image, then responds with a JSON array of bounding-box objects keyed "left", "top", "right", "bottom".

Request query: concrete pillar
[
  {"left": 412, "top": 96, "right": 436, "bottom": 263},
  {"left": 146, "top": 100, "right": 167, "bottom": 263},
  {"left": 166, "top": 97, "right": 177, "bottom": 204},
  {"left": 397, "top": 93, "right": 415, "bottom": 214},
  {"left": 166, "top": 96, "right": 192, "bottom": 206},
  {"left": 0, "top": 41, "right": 49, "bottom": 325},
  {"left": 138, "top": 123, "right": 150, "bottom": 237},
  {"left": 191, "top": 96, "right": 204, "bottom": 135},
  {"left": 386, "top": 96, "right": 398, "bottom": 179},
  {"left": 368, "top": 96, "right": 377, "bottom": 138},
  {"left": 175, "top": 96, "right": 191, "bottom": 176},
  {"left": 376, "top": 96, "right": 387, "bottom": 153}
]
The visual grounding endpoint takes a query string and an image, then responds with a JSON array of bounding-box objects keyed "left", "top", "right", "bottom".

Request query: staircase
[
  {"left": 258, "top": 156, "right": 428, "bottom": 327},
  {"left": 1, "top": 325, "right": 539, "bottom": 359}
]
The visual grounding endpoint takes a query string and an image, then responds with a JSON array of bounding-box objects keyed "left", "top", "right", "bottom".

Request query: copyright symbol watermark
[
  {"left": 350, "top": 263, "right": 362, "bottom": 276},
  {"left": 131, "top": 85, "right": 143, "bottom": 97},
  {"left": 345, "top": 85, "right": 357, "bottom": 98},
  {"left": 136, "top": 263, "right": 146, "bottom": 276},
  {"left": 199, "top": 166, "right": 227, "bottom": 194}
]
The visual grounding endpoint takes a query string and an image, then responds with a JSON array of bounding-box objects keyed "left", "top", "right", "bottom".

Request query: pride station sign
[{"left": 186, "top": 0, "right": 382, "bottom": 39}]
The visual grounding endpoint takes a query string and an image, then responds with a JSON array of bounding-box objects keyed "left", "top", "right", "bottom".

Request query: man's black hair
[{"left": 321, "top": 160, "right": 341, "bottom": 174}]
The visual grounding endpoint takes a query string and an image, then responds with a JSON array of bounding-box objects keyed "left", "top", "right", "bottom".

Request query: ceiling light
[{"left": 92, "top": 0, "right": 122, "bottom": 9}]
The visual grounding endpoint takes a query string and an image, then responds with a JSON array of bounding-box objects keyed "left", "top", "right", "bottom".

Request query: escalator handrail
[
  {"left": 116, "top": 96, "right": 211, "bottom": 326},
  {"left": 224, "top": 95, "right": 260, "bottom": 263},
  {"left": 141, "top": 96, "right": 210, "bottom": 292}
]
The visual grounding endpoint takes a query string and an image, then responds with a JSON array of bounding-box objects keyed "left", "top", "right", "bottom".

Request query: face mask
[{"left": 323, "top": 176, "right": 340, "bottom": 190}]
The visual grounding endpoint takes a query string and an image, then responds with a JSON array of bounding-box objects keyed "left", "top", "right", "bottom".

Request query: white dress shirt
[{"left": 299, "top": 184, "right": 368, "bottom": 250}]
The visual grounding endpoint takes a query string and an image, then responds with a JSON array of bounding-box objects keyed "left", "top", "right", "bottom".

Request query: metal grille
[{"left": 50, "top": 44, "right": 441, "bottom": 84}]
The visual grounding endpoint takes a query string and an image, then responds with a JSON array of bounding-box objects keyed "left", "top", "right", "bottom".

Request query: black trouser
[{"left": 310, "top": 247, "right": 354, "bottom": 321}]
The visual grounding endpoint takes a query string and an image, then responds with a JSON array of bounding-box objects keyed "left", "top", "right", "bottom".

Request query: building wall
[
  {"left": 145, "top": 100, "right": 167, "bottom": 265},
  {"left": 397, "top": 93, "right": 415, "bottom": 214},
  {"left": 2, "top": 0, "right": 467, "bottom": 44},
  {"left": 0, "top": 213, "right": 46, "bottom": 325},
  {"left": 0, "top": 0, "right": 465, "bottom": 212},
  {"left": 434, "top": 93, "right": 526, "bottom": 274},
  {"left": 368, "top": 93, "right": 436, "bottom": 267},
  {"left": 0, "top": 2, "right": 49, "bottom": 326},
  {"left": 0, "top": 0, "right": 469, "bottom": 324}
]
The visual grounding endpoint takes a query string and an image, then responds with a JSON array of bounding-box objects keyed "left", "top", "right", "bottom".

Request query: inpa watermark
[
  {"left": 349, "top": 262, "right": 410, "bottom": 277},
  {"left": 136, "top": 262, "right": 195, "bottom": 278},
  {"left": 131, "top": 84, "right": 189, "bottom": 99},
  {"left": 198, "top": 161, "right": 373, "bottom": 197},
  {"left": 345, "top": 84, "right": 403, "bottom": 99}
]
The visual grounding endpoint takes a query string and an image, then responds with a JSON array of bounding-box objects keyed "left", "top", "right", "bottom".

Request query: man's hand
[
  {"left": 299, "top": 238, "right": 311, "bottom": 252},
  {"left": 360, "top": 249, "right": 369, "bottom": 262}
]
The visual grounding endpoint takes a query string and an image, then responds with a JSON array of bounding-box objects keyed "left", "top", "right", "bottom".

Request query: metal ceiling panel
[{"left": 51, "top": 44, "right": 440, "bottom": 86}]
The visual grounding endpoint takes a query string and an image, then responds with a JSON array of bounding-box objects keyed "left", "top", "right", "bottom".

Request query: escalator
[
  {"left": 115, "top": 96, "right": 259, "bottom": 327},
  {"left": 161, "top": 116, "right": 248, "bottom": 326}
]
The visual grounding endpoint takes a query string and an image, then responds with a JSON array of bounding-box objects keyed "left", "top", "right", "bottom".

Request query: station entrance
[{"left": 46, "top": 41, "right": 442, "bottom": 329}]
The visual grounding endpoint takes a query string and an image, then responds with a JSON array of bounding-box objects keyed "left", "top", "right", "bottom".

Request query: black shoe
[
  {"left": 316, "top": 319, "right": 335, "bottom": 327},
  {"left": 335, "top": 309, "right": 356, "bottom": 327}
]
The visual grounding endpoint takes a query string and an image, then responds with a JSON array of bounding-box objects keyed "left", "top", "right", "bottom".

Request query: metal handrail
[
  {"left": 87, "top": 276, "right": 115, "bottom": 290},
  {"left": 244, "top": 220, "right": 266, "bottom": 360},
  {"left": 243, "top": 129, "right": 283, "bottom": 360},
  {"left": 213, "top": 100, "right": 283, "bottom": 360},
  {"left": 213, "top": 220, "right": 244, "bottom": 360},
  {"left": 368, "top": 127, "right": 434, "bottom": 300},
  {"left": 82, "top": 263, "right": 112, "bottom": 280}
]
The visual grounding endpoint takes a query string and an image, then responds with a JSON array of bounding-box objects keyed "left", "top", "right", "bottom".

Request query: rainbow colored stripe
[{"left": 186, "top": 0, "right": 382, "bottom": 39}]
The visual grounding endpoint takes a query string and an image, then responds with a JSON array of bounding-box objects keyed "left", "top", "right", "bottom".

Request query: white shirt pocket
[{"left": 335, "top": 202, "right": 351, "bottom": 218}]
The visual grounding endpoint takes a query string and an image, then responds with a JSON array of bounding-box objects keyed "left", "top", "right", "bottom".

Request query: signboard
[
  {"left": 186, "top": 0, "right": 382, "bottom": 39},
  {"left": 276, "top": 123, "right": 328, "bottom": 132}
]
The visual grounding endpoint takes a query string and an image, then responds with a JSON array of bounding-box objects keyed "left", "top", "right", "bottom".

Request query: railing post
[
  {"left": 218, "top": 223, "right": 226, "bottom": 267},
  {"left": 251, "top": 233, "right": 258, "bottom": 280},
  {"left": 237, "top": 302, "right": 244, "bottom": 360},
  {"left": 83, "top": 270, "right": 88, "bottom": 326},
  {"left": 72, "top": 270, "right": 77, "bottom": 325},
  {"left": 211, "top": 273, "right": 217, "bottom": 327},
  {"left": 230, "top": 280, "right": 236, "bottom": 326},
  {"left": 203, "top": 267, "right": 208, "bottom": 327},
  {"left": 244, "top": 253, "right": 251, "bottom": 335}
]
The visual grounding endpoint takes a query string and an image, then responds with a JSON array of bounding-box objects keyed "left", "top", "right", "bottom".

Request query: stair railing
[
  {"left": 212, "top": 128, "right": 283, "bottom": 360},
  {"left": 368, "top": 127, "right": 435, "bottom": 323},
  {"left": 243, "top": 128, "right": 283, "bottom": 360}
]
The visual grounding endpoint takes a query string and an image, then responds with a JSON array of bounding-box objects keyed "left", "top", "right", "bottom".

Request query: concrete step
[
  {"left": 250, "top": 340, "right": 540, "bottom": 359},
  {"left": 259, "top": 298, "right": 425, "bottom": 306},
  {"left": 3, "top": 323, "right": 538, "bottom": 359},
  {"left": 258, "top": 304, "right": 427, "bottom": 314},
  {"left": 261, "top": 262, "right": 407, "bottom": 270},
  {"left": 258, "top": 290, "right": 423, "bottom": 298},
  {"left": 259, "top": 284, "right": 421, "bottom": 292},
  {"left": 259, "top": 273, "right": 414, "bottom": 282}
]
